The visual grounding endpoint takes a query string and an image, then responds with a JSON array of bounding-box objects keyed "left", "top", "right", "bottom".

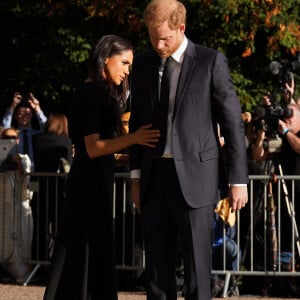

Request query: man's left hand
[{"left": 228, "top": 185, "right": 248, "bottom": 211}]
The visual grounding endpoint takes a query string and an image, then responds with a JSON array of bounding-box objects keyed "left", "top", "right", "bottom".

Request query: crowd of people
[
  {"left": 0, "top": 91, "right": 74, "bottom": 283},
  {"left": 0, "top": 0, "right": 299, "bottom": 299}
]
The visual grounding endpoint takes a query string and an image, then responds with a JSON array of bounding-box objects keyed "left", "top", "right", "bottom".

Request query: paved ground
[
  {"left": 0, "top": 285, "right": 148, "bottom": 300},
  {"left": 0, "top": 284, "right": 153, "bottom": 300},
  {"left": 0, "top": 268, "right": 299, "bottom": 300},
  {"left": 0, "top": 284, "right": 299, "bottom": 300}
]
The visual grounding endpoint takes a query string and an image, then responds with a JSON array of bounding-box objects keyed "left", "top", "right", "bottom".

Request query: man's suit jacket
[{"left": 129, "top": 40, "right": 248, "bottom": 208}]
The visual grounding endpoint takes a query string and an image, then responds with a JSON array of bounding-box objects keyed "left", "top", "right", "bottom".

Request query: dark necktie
[
  {"left": 156, "top": 57, "right": 171, "bottom": 156},
  {"left": 23, "top": 129, "right": 29, "bottom": 155}
]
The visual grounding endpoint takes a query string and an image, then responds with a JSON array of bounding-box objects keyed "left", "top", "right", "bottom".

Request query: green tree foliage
[
  {"left": 184, "top": 0, "right": 300, "bottom": 110},
  {"left": 0, "top": 0, "right": 299, "bottom": 115}
]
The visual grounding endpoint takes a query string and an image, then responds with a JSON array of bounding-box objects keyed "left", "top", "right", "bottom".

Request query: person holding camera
[
  {"left": 252, "top": 102, "right": 300, "bottom": 160},
  {"left": 2, "top": 92, "right": 47, "bottom": 129},
  {"left": 1, "top": 92, "right": 47, "bottom": 170},
  {"left": 278, "top": 106, "right": 300, "bottom": 153},
  {"left": 277, "top": 104, "right": 300, "bottom": 201},
  {"left": 252, "top": 102, "right": 300, "bottom": 251}
]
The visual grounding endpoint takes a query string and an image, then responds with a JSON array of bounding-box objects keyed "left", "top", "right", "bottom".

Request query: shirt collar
[{"left": 170, "top": 35, "right": 188, "bottom": 64}]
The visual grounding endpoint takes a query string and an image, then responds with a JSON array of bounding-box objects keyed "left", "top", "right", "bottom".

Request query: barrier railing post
[{"left": 1, "top": 171, "right": 300, "bottom": 293}]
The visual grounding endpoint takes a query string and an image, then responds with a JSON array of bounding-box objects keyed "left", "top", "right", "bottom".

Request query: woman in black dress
[{"left": 43, "top": 35, "right": 160, "bottom": 300}]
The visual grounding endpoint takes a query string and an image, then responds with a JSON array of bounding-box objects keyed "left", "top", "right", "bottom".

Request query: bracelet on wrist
[{"left": 283, "top": 128, "right": 289, "bottom": 135}]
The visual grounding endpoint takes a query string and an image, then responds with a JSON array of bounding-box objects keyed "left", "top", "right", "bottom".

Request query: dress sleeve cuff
[{"left": 130, "top": 169, "right": 141, "bottom": 179}]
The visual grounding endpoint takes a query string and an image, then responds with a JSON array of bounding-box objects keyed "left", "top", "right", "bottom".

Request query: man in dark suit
[{"left": 129, "top": 0, "right": 248, "bottom": 299}]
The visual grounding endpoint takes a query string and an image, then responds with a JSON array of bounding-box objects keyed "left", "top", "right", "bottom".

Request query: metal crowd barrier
[{"left": 0, "top": 171, "right": 300, "bottom": 296}]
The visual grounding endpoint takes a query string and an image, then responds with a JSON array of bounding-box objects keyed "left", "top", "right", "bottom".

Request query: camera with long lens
[
  {"left": 254, "top": 94, "right": 293, "bottom": 154},
  {"left": 253, "top": 54, "right": 300, "bottom": 155},
  {"left": 269, "top": 52, "right": 300, "bottom": 94}
]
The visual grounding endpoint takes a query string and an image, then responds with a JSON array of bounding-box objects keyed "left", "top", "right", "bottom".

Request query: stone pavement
[{"left": 0, "top": 284, "right": 299, "bottom": 300}]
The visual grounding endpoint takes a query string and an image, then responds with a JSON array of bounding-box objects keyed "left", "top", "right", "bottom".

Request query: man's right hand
[{"left": 9, "top": 92, "right": 22, "bottom": 111}]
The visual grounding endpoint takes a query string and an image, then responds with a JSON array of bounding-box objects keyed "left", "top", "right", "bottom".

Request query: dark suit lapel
[
  {"left": 148, "top": 54, "right": 161, "bottom": 131},
  {"left": 173, "top": 41, "right": 196, "bottom": 118},
  {"left": 149, "top": 53, "right": 161, "bottom": 110}
]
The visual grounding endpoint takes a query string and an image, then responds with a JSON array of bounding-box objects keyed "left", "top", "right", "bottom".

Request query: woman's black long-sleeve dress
[{"left": 43, "top": 82, "right": 119, "bottom": 300}]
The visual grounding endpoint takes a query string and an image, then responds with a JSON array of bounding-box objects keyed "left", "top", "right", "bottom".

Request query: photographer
[
  {"left": 252, "top": 101, "right": 300, "bottom": 251},
  {"left": 1, "top": 92, "right": 47, "bottom": 170},
  {"left": 278, "top": 105, "right": 300, "bottom": 155},
  {"left": 2, "top": 92, "right": 47, "bottom": 130},
  {"left": 252, "top": 103, "right": 300, "bottom": 160}
]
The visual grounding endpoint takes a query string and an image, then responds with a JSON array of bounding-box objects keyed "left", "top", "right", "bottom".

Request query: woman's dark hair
[
  {"left": 88, "top": 35, "right": 133, "bottom": 107},
  {"left": 87, "top": 35, "right": 134, "bottom": 136}
]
